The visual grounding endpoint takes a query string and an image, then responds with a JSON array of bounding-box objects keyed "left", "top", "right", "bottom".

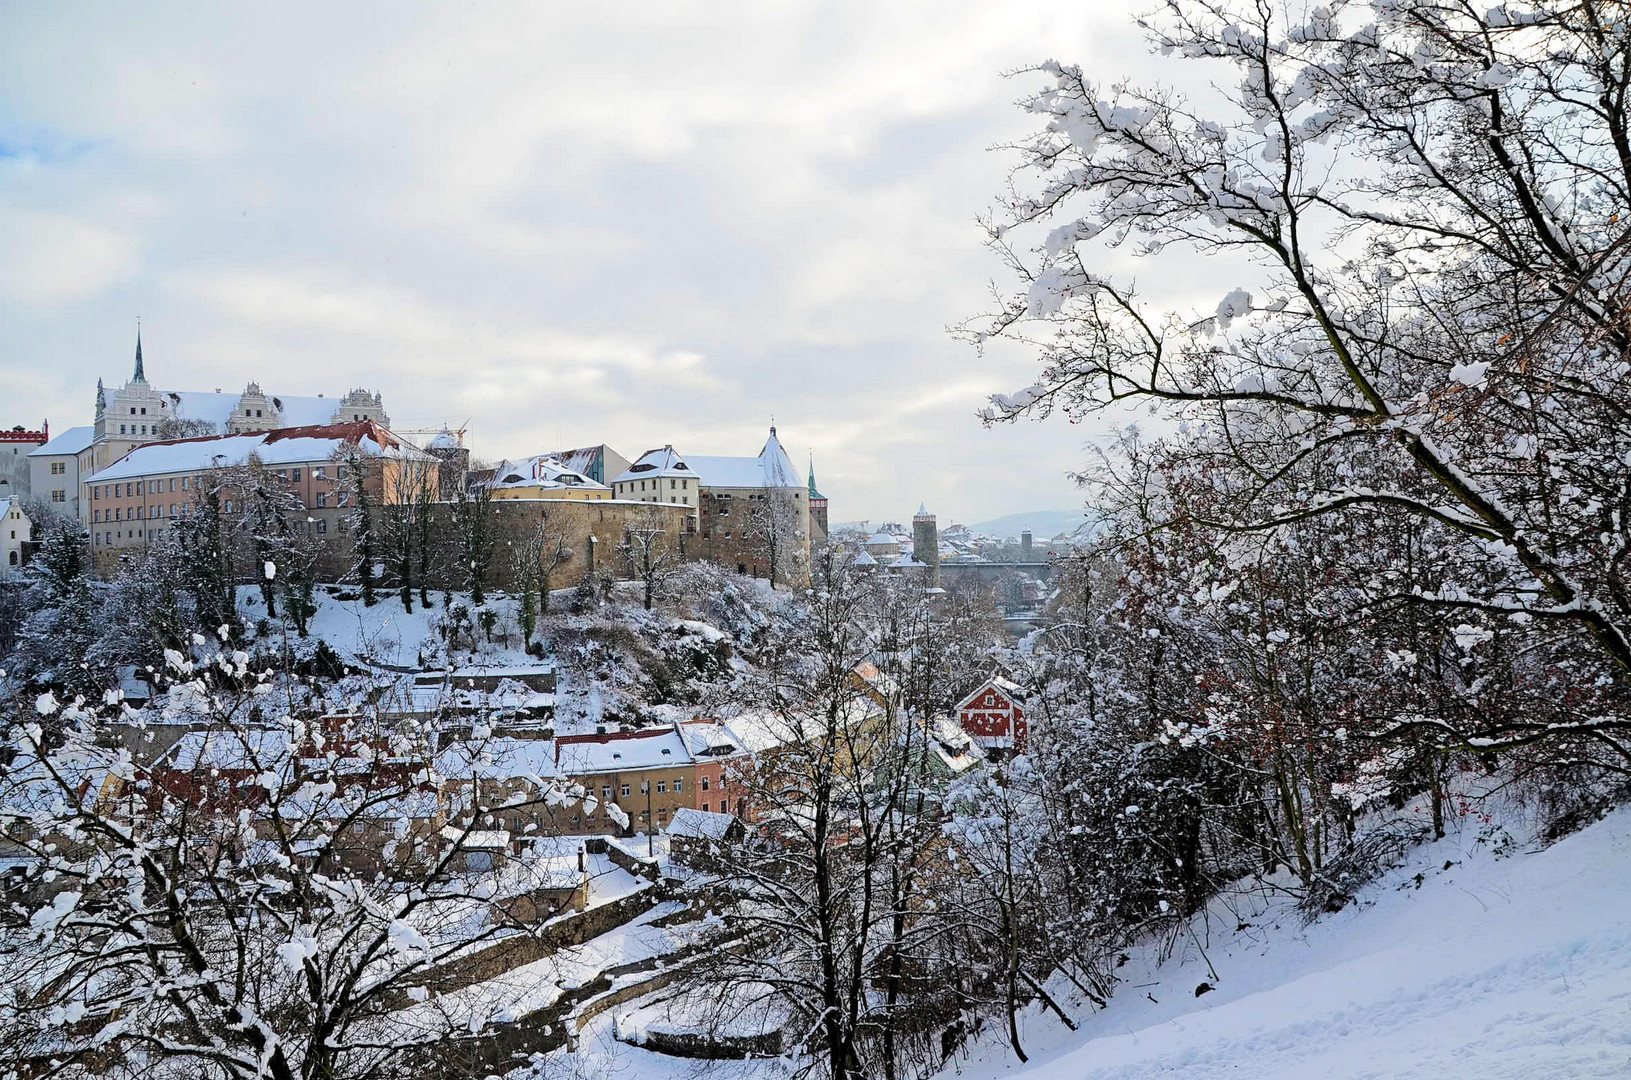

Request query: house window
[
  {"left": 291, "top": 468, "right": 302, "bottom": 481},
  {"left": 50, "top": 462, "right": 63, "bottom": 475},
  {"left": 673, "top": 778, "right": 683, "bottom": 793},
  {"left": 701, "top": 802, "right": 709, "bottom": 812},
  {"left": 181, "top": 476, "right": 189, "bottom": 490},
  {"left": 316, "top": 519, "right": 327, "bottom": 534},
  {"left": 51, "top": 490, "right": 65, "bottom": 503},
  {"left": 620, "top": 784, "right": 631, "bottom": 798},
  {"left": 657, "top": 781, "right": 667, "bottom": 794},
  {"left": 700, "top": 777, "right": 710, "bottom": 791},
  {"left": 316, "top": 493, "right": 327, "bottom": 507},
  {"left": 120, "top": 424, "right": 127, "bottom": 434},
  {"left": 719, "top": 798, "right": 729, "bottom": 812}
]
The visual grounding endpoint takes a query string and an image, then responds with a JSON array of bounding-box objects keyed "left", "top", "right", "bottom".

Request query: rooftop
[
  {"left": 86, "top": 421, "right": 430, "bottom": 483},
  {"left": 28, "top": 425, "right": 94, "bottom": 458}
]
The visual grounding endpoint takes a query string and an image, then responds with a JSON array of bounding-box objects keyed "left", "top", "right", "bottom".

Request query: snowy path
[{"left": 945, "top": 807, "right": 1631, "bottom": 1080}]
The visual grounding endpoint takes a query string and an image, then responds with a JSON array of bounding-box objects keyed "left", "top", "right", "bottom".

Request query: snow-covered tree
[
  {"left": 0, "top": 650, "right": 589, "bottom": 1080},
  {"left": 970, "top": 0, "right": 1631, "bottom": 763}
]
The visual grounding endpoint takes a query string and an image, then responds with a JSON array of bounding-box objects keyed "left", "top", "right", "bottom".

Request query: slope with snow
[{"left": 944, "top": 807, "right": 1631, "bottom": 1080}]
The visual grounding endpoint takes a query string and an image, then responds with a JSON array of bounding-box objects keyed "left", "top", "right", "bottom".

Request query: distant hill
[{"left": 963, "top": 509, "right": 1096, "bottom": 540}]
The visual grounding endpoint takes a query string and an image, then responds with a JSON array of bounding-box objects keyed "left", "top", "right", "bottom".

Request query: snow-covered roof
[
  {"left": 867, "top": 533, "right": 898, "bottom": 545},
  {"left": 486, "top": 454, "right": 607, "bottom": 491},
  {"left": 440, "top": 826, "right": 511, "bottom": 850},
  {"left": 556, "top": 728, "right": 692, "bottom": 773},
  {"left": 427, "top": 429, "right": 461, "bottom": 450},
  {"left": 890, "top": 553, "right": 928, "bottom": 568},
  {"left": 613, "top": 445, "right": 694, "bottom": 484},
  {"left": 667, "top": 807, "right": 737, "bottom": 840},
  {"left": 28, "top": 425, "right": 94, "bottom": 457},
  {"left": 165, "top": 728, "right": 294, "bottom": 772},
  {"left": 659, "top": 427, "right": 803, "bottom": 490},
  {"left": 852, "top": 550, "right": 877, "bottom": 566},
  {"left": 954, "top": 676, "right": 1025, "bottom": 713},
  {"left": 435, "top": 738, "right": 561, "bottom": 783},
  {"left": 678, "top": 720, "right": 744, "bottom": 759},
  {"left": 87, "top": 421, "right": 430, "bottom": 483}
]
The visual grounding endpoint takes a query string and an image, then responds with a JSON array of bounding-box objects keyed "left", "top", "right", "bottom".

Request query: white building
[
  {"left": 27, "top": 426, "right": 95, "bottom": 520},
  {"left": 612, "top": 445, "right": 700, "bottom": 508},
  {"left": 0, "top": 499, "right": 34, "bottom": 578}
]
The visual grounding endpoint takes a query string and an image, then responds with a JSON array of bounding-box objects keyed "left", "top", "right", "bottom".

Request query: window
[
  {"left": 316, "top": 518, "right": 327, "bottom": 534},
  {"left": 277, "top": 470, "right": 287, "bottom": 481},
  {"left": 168, "top": 478, "right": 175, "bottom": 491},
  {"left": 657, "top": 781, "right": 667, "bottom": 794},
  {"left": 700, "top": 776, "right": 710, "bottom": 791},
  {"left": 337, "top": 491, "right": 349, "bottom": 507},
  {"left": 620, "top": 784, "right": 631, "bottom": 798},
  {"left": 51, "top": 490, "right": 65, "bottom": 503},
  {"left": 316, "top": 493, "right": 327, "bottom": 508},
  {"left": 602, "top": 786, "right": 612, "bottom": 800},
  {"left": 93, "top": 510, "right": 101, "bottom": 522},
  {"left": 120, "top": 424, "right": 126, "bottom": 434},
  {"left": 291, "top": 468, "right": 301, "bottom": 481},
  {"left": 314, "top": 467, "right": 326, "bottom": 479},
  {"left": 50, "top": 462, "right": 63, "bottom": 475},
  {"left": 182, "top": 476, "right": 189, "bottom": 490},
  {"left": 673, "top": 777, "right": 683, "bottom": 793},
  {"left": 337, "top": 465, "right": 348, "bottom": 480},
  {"left": 140, "top": 407, "right": 146, "bottom": 415},
  {"left": 719, "top": 797, "right": 729, "bottom": 812},
  {"left": 224, "top": 500, "right": 233, "bottom": 513},
  {"left": 114, "top": 508, "right": 121, "bottom": 521},
  {"left": 701, "top": 802, "right": 709, "bottom": 812}
]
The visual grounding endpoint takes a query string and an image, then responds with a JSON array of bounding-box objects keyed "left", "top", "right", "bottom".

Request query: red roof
[{"left": 0, "top": 426, "right": 47, "bottom": 444}]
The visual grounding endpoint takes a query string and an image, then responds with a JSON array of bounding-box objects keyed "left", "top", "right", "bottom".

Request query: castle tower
[
  {"left": 1021, "top": 529, "right": 1033, "bottom": 561},
  {"left": 807, "top": 456, "right": 829, "bottom": 544},
  {"left": 912, "top": 502, "right": 940, "bottom": 587}
]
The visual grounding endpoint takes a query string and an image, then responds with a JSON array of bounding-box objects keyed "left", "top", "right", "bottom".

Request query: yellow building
[{"left": 485, "top": 454, "right": 614, "bottom": 501}]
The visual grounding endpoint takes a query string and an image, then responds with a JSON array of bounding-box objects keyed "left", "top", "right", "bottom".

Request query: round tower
[{"left": 912, "top": 502, "right": 940, "bottom": 587}]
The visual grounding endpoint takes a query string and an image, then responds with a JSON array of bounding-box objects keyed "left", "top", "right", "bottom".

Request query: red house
[{"left": 955, "top": 676, "right": 1027, "bottom": 755}]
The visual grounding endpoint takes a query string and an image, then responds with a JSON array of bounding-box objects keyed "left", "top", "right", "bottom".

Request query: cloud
[
  {"left": 0, "top": 207, "right": 137, "bottom": 305},
  {"left": 0, "top": 0, "right": 1163, "bottom": 522}
]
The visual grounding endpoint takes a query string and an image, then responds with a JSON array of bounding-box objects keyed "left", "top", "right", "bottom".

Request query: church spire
[
  {"left": 807, "top": 454, "right": 825, "bottom": 500},
  {"left": 133, "top": 320, "right": 146, "bottom": 383}
]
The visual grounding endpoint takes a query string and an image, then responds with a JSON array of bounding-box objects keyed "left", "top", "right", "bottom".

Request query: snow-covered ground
[{"left": 944, "top": 805, "right": 1631, "bottom": 1080}]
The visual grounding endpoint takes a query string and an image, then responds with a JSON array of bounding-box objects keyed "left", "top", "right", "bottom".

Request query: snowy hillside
[{"left": 941, "top": 807, "right": 1631, "bottom": 1080}]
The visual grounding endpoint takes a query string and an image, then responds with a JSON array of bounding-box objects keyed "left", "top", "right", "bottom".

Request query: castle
[{"left": 29, "top": 331, "right": 391, "bottom": 524}]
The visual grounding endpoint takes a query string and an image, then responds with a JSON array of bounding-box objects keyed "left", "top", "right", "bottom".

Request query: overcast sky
[{"left": 1, "top": 1, "right": 1176, "bottom": 525}]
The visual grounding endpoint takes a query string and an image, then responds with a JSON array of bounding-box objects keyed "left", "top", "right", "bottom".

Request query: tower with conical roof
[{"left": 912, "top": 502, "right": 940, "bottom": 587}]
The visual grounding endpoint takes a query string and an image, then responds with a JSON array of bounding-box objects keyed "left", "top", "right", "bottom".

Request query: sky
[{"left": 0, "top": 1, "right": 1193, "bottom": 525}]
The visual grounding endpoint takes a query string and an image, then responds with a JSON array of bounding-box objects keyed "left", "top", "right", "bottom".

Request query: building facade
[
  {"left": 82, "top": 420, "right": 435, "bottom": 563},
  {"left": 1, "top": 499, "right": 35, "bottom": 578},
  {"left": 955, "top": 676, "right": 1028, "bottom": 756},
  {"left": 79, "top": 332, "right": 390, "bottom": 527},
  {"left": 26, "top": 426, "right": 94, "bottom": 520},
  {"left": 0, "top": 425, "right": 48, "bottom": 504},
  {"left": 485, "top": 454, "right": 614, "bottom": 501}
]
